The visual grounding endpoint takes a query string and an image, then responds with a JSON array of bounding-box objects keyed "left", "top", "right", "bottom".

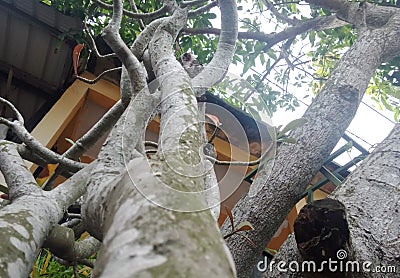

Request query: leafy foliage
[{"left": 41, "top": 0, "right": 400, "bottom": 121}]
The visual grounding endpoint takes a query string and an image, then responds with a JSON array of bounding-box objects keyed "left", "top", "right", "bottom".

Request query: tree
[
  {"left": 0, "top": 0, "right": 399, "bottom": 277},
  {"left": 266, "top": 120, "right": 400, "bottom": 278}
]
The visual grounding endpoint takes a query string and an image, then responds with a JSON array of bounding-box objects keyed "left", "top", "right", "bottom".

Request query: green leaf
[
  {"left": 280, "top": 118, "right": 307, "bottom": 135},
  {"left": 381, "top": 96, "right": 394, "bottom": 111},
  {"left": 309, "top": 31, "right": 315, "bottom": 46},
  {"left": 277, "top": 137, "right": 297, "bottom": 144},
  {"left": 394, "top": 109, "right": 400, "bottom": 122},
  {"left": 235, "top": 221, "right": 254, "bottom": 232},
  {"left": 65, "top": 138, "right": 75, "bottom": 145}
]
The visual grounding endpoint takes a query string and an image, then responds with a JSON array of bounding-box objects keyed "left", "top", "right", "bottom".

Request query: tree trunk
[
  {"left": 82, "top": 2, "right": 238, "bottom": 276},
  {"left": 224, "top": 10, "right": 400, "bottom": 277},
  {"left": 265, "top": 123, "right": 400, "bottom": 278}
]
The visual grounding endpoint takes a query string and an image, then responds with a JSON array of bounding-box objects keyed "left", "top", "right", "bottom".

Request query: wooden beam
[
  {"left": 31, "top": 80, "right": 88, "bottom": 149},
  {"left": 31, "top": 72, "right": 120, "bottom": 149}
]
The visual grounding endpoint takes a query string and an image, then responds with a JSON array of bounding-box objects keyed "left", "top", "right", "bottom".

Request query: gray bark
[
  {"left": 2, "top": 1, "right": 400, "bottom": 277},
  {"left": 0, "top": 141, "right": 93, "bottom": 277},
  {"left": 331, "top": 123, "right": 400, "bottom": 277},
  {"left": 265, "top": 123, "right": 400, "bottom": 278},
  {"left": 82, "top": 0, "right": 238, "bottom": 276},
  {"left": 223, "top": 7, "right": 400, "bottom": 277}
]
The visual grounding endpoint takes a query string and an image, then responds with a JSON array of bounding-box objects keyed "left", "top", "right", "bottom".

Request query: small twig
[
  {"left": 181, "top": 0, "right": 209, "bottom": 8},
  {"left": 243, "top": 56, "right": 282, "bottom": 102},
  {"left": 0, "top": 97, "right": 24, "bottom": 124},
  {"left": 262, "top": 0, "right": 299, "bottom": 25},
  {"left": 73, "top": 263, "right": 79, "bottom": 278},
  {"left": 76, "top": 67, "right": 122, "bottom": 84},
  {"left": 207, "top": 125, "right": 220, "bottom": 143},
  {"left": 92, "top": 0, "right": 168, "bottom": 20},
  {"left": 188, "top": 1, "right": 219, "bottom": 17},
  {"left": 10, "top": 121, "right": 85, "bottom": 172},
  {"left": 84, "top": 21, "right": 117, "bottom": 59},
  {"left": 244, "top": 38, "right": 295, "bottom": 101},
  {"left": 127, "top": 0, "right": 145, "bottom": 30}
]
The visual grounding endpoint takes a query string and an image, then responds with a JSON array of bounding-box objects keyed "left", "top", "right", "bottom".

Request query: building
[{"left": 0, "top": 0, "right": 366, "bottom": 256}]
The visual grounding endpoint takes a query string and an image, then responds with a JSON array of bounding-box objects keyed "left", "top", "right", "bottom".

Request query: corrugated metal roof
[
  {"left": 0, "top": 0, "right": 82, "bottom": 92},
  {"left": 0, "top": 0, "right": 83, "bottom": 130},
  {"left": 1, "top": 0, "right": 82, "bottom": 33}
]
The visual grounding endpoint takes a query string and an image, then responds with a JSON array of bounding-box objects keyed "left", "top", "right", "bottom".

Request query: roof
[
  {"left": 0, "top": 0, "right": 82, "bottom": 92},
  {"left": 0, "top": 0, "right": 82, "bottom": 131}
]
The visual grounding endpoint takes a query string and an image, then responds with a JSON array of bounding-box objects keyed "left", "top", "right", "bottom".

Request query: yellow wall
[{"left": 27, "top": 73, "right": 331, "bottom": 252}]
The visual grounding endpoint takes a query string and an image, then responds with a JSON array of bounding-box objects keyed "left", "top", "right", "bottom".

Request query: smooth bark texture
[
  {"left": 1, "top": 1, "right": 400, "bottom": 276},
  {"left": 0, "top": 142, "right": 93, "bottom": 277},
  {"left": 92, "top": 158, "right": 236, "bottom": 277},
  {"left": 223, "top": 7, "right": 400, "bottom": 277},
  {"left": 83, "top": 0, "right": 238, "bottom": 276}
]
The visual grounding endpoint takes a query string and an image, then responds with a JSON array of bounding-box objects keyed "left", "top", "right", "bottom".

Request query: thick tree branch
[
  {"left": 83, "top": 0, "right": 159, "bottom": 237},
  {"left": 181, "top": 0, "right": 209, "bottom": 8},
  {"left": 86, "top": 7, "right": 236, "bottom": 276},
  {"left": 183, "top": 15, "right": 346, "bottom": 49},
  {"left": 101, "top": 0, "right": 147, "bottom": 106},
  {"left": 0, "top": 97, "right": 24, "bottom": 124},
  {"left": 199, "top": 102, "right": 220, "bottom": 220},
  {"left": 82, "top": 91, "right": 159, "bottom": 240},
  {"left": 306, "top": 0, "right": 397, "bottom": 28},
  {"left": 192, "top": 0, "right": 237, "bottom": 90},
  {"left": 1, "top": 117, "right": 84, "bottom": 173},
  {"left": 0, "top": 141, "right": 39, "bottom": 199},
  {"left": 10, "top": 121, "right": 85, "bottom": 172},
  {"left": 51, "top": 162, "right": 95, "bottom": 207},
  {"left": 44, "top": 224, "right": 100, "bottom": 262},
  {"left": 64, "top": 100, "right": 125, "bottom": 160},
  {"left": 0, "top": 100, "right": 84, "bottom": 172},
  {"left": 0, "top": 161, "right": 93, "bottom": 277},
  {"left": 131, "top": 18, "right": 164, "bottom": 58}
]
